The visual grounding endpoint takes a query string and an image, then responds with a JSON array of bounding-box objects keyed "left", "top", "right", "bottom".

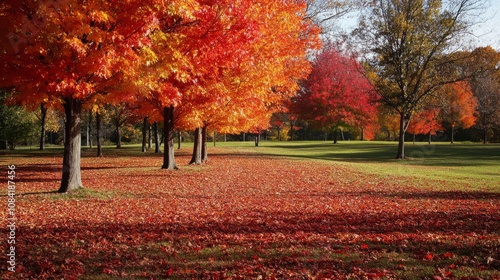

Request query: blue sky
[
  {"left": 331, "top": 0, "right": 500, "bottom": 50},
  {"left": 472, "top": 0, "right": 500, "bottom": 49}
]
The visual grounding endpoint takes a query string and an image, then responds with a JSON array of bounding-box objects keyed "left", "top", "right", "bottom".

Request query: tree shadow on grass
[
  {"left": 257, "top": 142, "right": 500, "bottom": 167},
  {"left": 302, "top": 190, "right": 500, "bottom": 200},
  {"left": 16, "top": 206, "right": 500, "bottom": 278}
]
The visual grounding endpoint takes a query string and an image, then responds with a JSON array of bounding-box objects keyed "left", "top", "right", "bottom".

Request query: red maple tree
[{"left": 290, "top": 46, "right": 378, "bottom": 142}]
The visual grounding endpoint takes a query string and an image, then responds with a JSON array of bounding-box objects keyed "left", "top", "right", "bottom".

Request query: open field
[{"left": 1, "top": 141, "right": 499, "bottom": 279}]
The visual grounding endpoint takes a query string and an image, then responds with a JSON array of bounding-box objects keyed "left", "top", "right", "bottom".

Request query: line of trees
[
  {"left": 0, "top": 0, "right": 321, "bottom": 192},
  {"left": 1, "top": 0, "right": 499, "bottom": 193}
]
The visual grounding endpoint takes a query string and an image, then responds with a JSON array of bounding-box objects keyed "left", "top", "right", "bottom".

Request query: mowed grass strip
[{"left": 251, "top": 141, "right": 500, "bottom": 191}]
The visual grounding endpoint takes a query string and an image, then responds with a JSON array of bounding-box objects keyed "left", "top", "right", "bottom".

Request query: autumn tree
[
  {"left": 439, "top": 81, "right": 477, "bottom": 143},
  {"left": 407, "top": 107, "right": 443, "bottom": 144},
  {"left": 35, "top": 103, "right": 62, "bottom": 149},
  {"left": 376, "top": 107, "right": 400, "bottom": 140},
  {"left": 356, "top": 0, "right": 481, "bottom": 158},
  {"left": 106, "top": 104, "right": 136, "bottom": 149},
  {"left": 290, "top": 46, "right": 378, "bottom": 143},
  {"left": 139, "top": 0, "right": 320, "bottom": 167},
  {"left": 0, "top": 0, "right": 192, "bottom": 192},
  {"left": 464, "top": 47, "right": 500, "bottom": 144}
]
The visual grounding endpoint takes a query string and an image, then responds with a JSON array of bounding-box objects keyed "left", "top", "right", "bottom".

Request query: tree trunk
[
  {"left": 96, "top": 112, "right": 103, "bottom": 157},
  {"left": 177, "top": 130, "right": 182, "bottom": 150},
  {"left": 154, "top": 122, "right": 160, "bottom": 153},
  {"left": 277, "top": 126, "right": 281, "bottom": 141},
  {"left": 361, "top": 127, "right": 365, "bottom": 141},
  {"left": 59, "top": 98, "right": 83, "bottom": 193},
  {"left": 290, "top": 121, "right": 294, "bottom": 141},
  {"left": 39, "top": 103, "right": 47, "bottom": 151},
  {"left": 189, "top": 127, "right": 202, "bottom": 165},
  {"left": 88, "top": 112, "right": 93, "bottom": 149},
  {"left": 396, "top": 113, "right": 407, "bottom": 159},
  {"left": 202, "top": 125, "right": 208, "bottom": 162},
  {"left": 340, "top": 128, "right": 345, "bottom": 141},
  {"left": 483, "top": 128, "right": 487, "bottom": 144},
  {"left": 254, "top": 133, "right": 260, "bottom": 147},
  {"left": 116, "top": 124, "right": 121, "bottom": 148},
  {"left": 162, "top": 106, "right": 177, "bottom": 169},
  {"left": 213, "top": 131, "right": 216, "bottom": 147},
  {"left": 428, "top": 132, "right": 431, "bottom": 144},
  {"left": 413, "top": 133, "right": 416, "bottom": 145},
  {"left": 450, "top": 125, "right": 454, "bottom": 144},
  {"left": 86, "top": 123, "right": 90, "bottom": 147},
  {"left": 333, "top": 130, "right": 338, "bottom": 144},
  {"left": 243, "top": 132, "right": 246, "bottom": 142},
  {"left": 148, "top": 125, "right": 152, "bottom": 149},
  {"left": 142, "top": 116, "right": 148, "bottom": 152}
]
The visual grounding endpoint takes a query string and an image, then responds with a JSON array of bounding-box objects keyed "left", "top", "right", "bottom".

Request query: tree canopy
[
  {"left": 356, "top": 0, "right": 482, "bottom": 158},
  {"left": 0, "top": 0, "right": 320, "bottom": 191}
]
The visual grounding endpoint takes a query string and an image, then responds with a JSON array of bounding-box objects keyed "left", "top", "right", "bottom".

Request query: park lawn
[
  {"left": 1, "top": 141, "right": 499, "bottom": 279},
  {"left": 254, "top": 141, "right": 500, "bottom": 191}
]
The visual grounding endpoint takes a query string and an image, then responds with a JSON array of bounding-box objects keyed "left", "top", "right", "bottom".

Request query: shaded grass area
[
  {"left": 250, "top": 141, "right": 500, "bottom": 191},
  {"left": 0, "top": 141, "right": 499, "bottom": 279}
]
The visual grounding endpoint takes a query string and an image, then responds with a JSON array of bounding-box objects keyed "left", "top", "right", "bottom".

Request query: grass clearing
[{"left": 250, "top": 141, "right": 500, "bottom": 191}]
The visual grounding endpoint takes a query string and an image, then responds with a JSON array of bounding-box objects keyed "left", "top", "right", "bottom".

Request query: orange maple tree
[
  {"left": 0, "top": 0, "right": 196, "bottom": 191},
  {"left": 439, "top": 81, "right": 477, "bottom": 143},
  {"left": 139, "top": 0, "right": 320, "bottom": 168},
  {"left": 407, "top": 81, "right": 477, "bottom": 144},
  {"left": 407, "top": 108, "right": 443, "bottom": 144}
]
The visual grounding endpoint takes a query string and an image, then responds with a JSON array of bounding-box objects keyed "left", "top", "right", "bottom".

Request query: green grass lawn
[{"left": 210, "top": 140, "right": 500, "bottom": 191}]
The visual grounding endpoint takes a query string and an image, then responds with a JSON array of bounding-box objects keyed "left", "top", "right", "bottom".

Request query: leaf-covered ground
[{"left": 1, "top": 146, "right": 499, "bottom": 279}]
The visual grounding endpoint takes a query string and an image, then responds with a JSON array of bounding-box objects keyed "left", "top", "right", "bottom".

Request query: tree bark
[
  {"left": 396, "top": 112, "right": 407, "bottom": 159},
  {"left": 59, "top": 98, "right": 83, "bottom": 193},
  {"left": 154, "top": 122, "right": 160, "bottom": 153},
  {"left": 96, "top": 112, "right": 103, "bottom": 157},
  {"left": 162, "top": 106, "right": 177, "bottom": 169},
  {"left": 254, "top": 133, "right": 260, "bottom": 147},
  {"left": 148, "top": 124, "right": 152, "bottom": 149},
  {"left": 428, "top": 132, "right": 431, "bottom": 144},
  {"left": 450, "top": 125, "right": 454, "bottom": 144},
  {"left": 333, "top": 129, "right": 338, "bottom": 144},
  {"left": 88, "top": 112, "right": 93, "bottom": 149},
  {"left": 189, "top": 127, "right": 202, "bottom": 165},
  {"left": 361, "top": 127, "right": 365, "bottom": 141},
  {"left": 116, "top": 124, "right": 121, "bottom": 148},
  {"left": 39, "top": 103, "right": 47, "bottom": 151},
  {"left": 142, "top": 116, "right": 148, "bottom": 152},
  {"left": 201, "top": 125, "right": 208, "bottom": 162},
  {"left": 177, "top": 130, "right": 182, "bottom": 150},
  {"left": 483, "top": 128, "right": 487, "bottom": 144}
]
